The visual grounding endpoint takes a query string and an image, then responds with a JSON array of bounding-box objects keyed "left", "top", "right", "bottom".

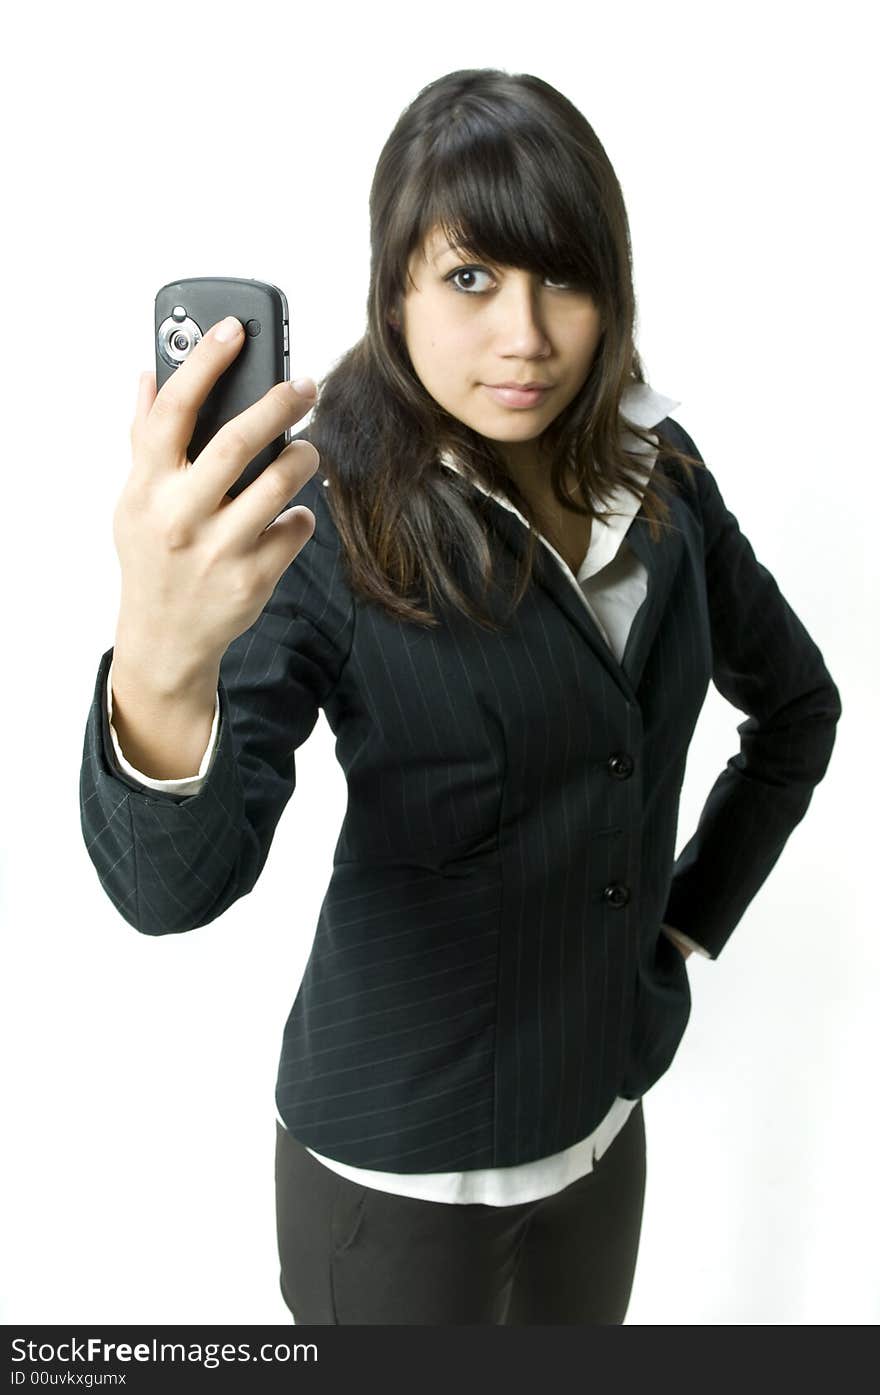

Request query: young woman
[{"left": 80, "top": 68, "right": 842, "bottom": 1324}]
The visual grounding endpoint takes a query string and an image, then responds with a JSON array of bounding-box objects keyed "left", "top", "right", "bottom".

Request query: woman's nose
[{"left": 492, "top": 279, "right": 551, "bottom": 348}]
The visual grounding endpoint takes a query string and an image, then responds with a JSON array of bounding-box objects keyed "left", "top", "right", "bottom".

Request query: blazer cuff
[{"left": 106, "top": 656, "right": 220, "bottom": 794}]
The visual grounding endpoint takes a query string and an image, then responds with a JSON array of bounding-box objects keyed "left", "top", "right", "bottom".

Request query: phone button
[{"left": 283, "top": 322, "right": 289, "bottom": 352}]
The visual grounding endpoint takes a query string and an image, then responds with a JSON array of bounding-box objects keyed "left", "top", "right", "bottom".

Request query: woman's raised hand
[{"left": 113, "top": 315, "right": 320, "bottom": 685}]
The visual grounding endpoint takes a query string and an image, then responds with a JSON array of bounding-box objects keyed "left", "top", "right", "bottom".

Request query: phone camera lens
[{"left": 157, "top": 313, "right": 203, "bottom": 368}]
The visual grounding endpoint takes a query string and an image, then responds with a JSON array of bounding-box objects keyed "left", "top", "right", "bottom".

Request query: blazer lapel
[
  {"left": 619, "top": 507, "right": 684, "bottom": 693},
  {"left": 480, "top": 491, "right": 684, "bottom": 705}
]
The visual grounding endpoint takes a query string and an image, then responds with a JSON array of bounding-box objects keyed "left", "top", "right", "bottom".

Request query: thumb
[{"left": 133, "top": 370, "right": 157, "bottom": 431}]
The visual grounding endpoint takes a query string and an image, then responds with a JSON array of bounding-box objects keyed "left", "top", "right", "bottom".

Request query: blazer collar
[{"left": 438, "top": 382, "right": 684, "bottom": 700}]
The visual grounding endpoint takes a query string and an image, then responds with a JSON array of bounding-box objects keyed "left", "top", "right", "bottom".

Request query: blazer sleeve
[
  {"left": 79, "top": 515, "right": 354, "bottom": 937},
  {"left": 659, "top": 419, "right": 843, "bottom": 960}
]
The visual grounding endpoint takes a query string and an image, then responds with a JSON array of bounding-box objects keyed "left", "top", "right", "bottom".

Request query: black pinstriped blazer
[{"left": 79, "top": 418, "right": 842, "bottom": 1172}]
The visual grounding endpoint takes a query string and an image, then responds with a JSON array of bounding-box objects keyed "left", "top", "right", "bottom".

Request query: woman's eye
[
  {"left": 446, "top": 266, "right": 572, "bottom": 294},
  {"left": 447, "top": 267, "right": 494, "bottom": 293}
]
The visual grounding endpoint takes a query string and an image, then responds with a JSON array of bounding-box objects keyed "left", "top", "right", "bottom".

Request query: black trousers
[{"left": 274, "top": 1098, "right": 646, "bottom": 1325}]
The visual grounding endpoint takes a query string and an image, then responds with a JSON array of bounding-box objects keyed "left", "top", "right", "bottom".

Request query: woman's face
[{"left": 396, "top": 224, "right": 604, "bottom": 483}]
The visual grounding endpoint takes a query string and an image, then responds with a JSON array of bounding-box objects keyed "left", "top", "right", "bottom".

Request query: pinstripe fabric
[{"left": 79, "top": 409, "right": 842, "bottom": 1173}]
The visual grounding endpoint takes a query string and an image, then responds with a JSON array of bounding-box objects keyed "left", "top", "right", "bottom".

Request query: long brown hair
[{"left": 308, "top": 67, "right": 706, "bottom": 630}]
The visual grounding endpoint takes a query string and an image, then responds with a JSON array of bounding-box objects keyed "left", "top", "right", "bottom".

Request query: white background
[{"left": 1, "top": 0, "right": 876, "bottom": 1326}]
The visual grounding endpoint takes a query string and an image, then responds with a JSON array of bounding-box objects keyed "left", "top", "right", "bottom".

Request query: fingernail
[
  {"left": 215, "top": 316, "right": 242, "bottom": 342},
  {"left": 292, "top": 376, "right": 317, "bottom": 397}
]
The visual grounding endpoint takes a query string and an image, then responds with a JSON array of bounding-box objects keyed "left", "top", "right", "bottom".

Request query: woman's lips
[{"left": 482, "top": 384, "right": 551, "bottom": 408}]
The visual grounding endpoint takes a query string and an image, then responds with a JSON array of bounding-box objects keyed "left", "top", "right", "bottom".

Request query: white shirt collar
[{"left": 437, "top": 381, "right": 681, "bottom": 582}]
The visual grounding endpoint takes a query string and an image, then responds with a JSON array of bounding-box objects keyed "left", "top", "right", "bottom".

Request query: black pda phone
[{"left": 154, "top": 276, "right": 293, "bottom": 501}]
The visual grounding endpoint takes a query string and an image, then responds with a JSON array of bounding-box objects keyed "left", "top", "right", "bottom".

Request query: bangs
[{"left": 407, "top": 121, "right": 606, "bottom": 295}]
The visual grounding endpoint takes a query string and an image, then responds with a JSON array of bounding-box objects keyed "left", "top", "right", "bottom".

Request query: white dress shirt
[{"left": 105, "top": 380, "right": 708, "bottom": 1206}]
